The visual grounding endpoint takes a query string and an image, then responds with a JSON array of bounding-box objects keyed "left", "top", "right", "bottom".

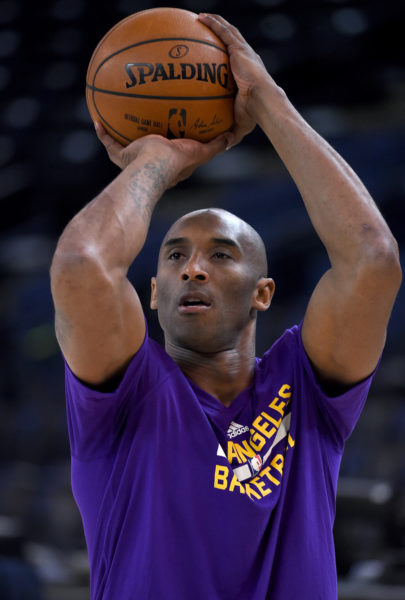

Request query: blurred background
[{"left": 0, "top": 0, "right": 404, "bottom": 598}]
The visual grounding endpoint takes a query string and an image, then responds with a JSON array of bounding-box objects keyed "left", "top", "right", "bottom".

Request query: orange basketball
[{"left": 86, "top": 7, "right": 236, "bottom": 145}]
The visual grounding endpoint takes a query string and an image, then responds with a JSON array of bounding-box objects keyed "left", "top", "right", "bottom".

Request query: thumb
[{"left": 202, "top": 131, "right": 231, "bottom": 157}]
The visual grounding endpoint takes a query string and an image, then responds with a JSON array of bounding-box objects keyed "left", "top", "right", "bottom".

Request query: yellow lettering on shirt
[
  {"left": 252, "top": 414, "right": 276, "bottom": 439},
  {"left": 260, "top": 465, "right": 281, "bottom": 486},
  {"left": 250, "top": 476, "right": 272, "bottom": 497},
  {"left": 249, "top": 429, "right": 266, "bottom": 452},
  {"left": 262, "top": 411, "right": 282, "bottom": 428},
  {"left": 245, "top": 483, "right": 262, "bottom": 500},
  {"left": 227, "top": 441, "right": 243, "bottom": 464},
  {"left": 271, "top": 454, "right": 284, "bottom": 475},
  {"left": 214, "top": 465, "right": 229, "bottom": 490},
  {"left": 269, "top": 396, "right": 286, "bottom": 416},
  {"left": 278, "top": 384, "right": 292, "bottom": 399},
  {"left": 229, "top": 474, "right": 246, "bottom": 494},
  {"left": 213, "top": 383, "right": 295, "bottom": 500},
  {"left": 235, "top": 440, "right": 256, "bottom": 460}
]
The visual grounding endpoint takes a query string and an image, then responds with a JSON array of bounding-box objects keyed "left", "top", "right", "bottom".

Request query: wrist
[
  {"left": 247, "top": 79, "right": 290, "bottom": 128},
  {"left": 125, "top": 149, "right": 174, "bottom": 190}
]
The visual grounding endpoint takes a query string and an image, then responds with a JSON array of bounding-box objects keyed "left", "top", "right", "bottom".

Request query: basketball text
[{"left": 125, "top": 62, "right": 230, "bottom": 90}]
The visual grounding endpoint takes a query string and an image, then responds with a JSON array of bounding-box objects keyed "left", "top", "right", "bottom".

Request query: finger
[
  {"left": 94, "top": 122, "right": 124, "bottom": 154},
  {"left": 174, "top": 133, "right": 228, "bottom": 164},
  {"left": 198, "top": 13, "right": 246, "bottom": 46},
  {"left": 199, "top": 132, "right": 229, "bottom": 159},
  {"left": 175, "top": 132, "right": 228, "bottom": 153},
  {"left": 225, "top": 129, "right": 244, "bottom": 151}
]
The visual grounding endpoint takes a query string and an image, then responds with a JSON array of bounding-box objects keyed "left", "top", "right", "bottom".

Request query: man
[{"left": 50, "top": 13, "right": 401, "bottom": 600}]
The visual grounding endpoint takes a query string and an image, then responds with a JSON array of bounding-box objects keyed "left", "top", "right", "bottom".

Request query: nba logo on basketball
[{"left": 167, "top": 108, "right": 187, "bottom": 138}]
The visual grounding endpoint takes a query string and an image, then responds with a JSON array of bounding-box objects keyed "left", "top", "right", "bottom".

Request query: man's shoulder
[
  {"left": 261, "top": 323, "right": 302, "bottom": 363},
  {"left": 127, "top": 333, "right": 180, "bottom": 385},
  {"left": 252, "top": 324, "right": 303, "bottom": 390}
]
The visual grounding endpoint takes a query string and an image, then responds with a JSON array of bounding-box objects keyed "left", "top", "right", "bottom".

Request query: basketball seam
[
  {"left": 86, "top": 83, "right": 235, "bottom": 101},
  {"left": 91, "top": 96, "right": 133, "bottom": 144}
]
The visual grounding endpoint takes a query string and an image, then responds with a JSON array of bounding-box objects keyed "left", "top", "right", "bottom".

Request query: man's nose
[{"left": 181, "top": 256, "right": 209, "bottom": 281}]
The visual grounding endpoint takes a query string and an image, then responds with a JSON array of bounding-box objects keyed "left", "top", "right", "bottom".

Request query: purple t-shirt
[{"left": 65, "top": 324, "right": 374, "bottom": 600}]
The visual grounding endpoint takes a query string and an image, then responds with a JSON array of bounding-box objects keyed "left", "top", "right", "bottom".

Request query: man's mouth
[{"left": 178, "top": 293, "right": 212, "bottom": 313}]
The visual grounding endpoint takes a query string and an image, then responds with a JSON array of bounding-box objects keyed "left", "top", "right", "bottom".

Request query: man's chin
[
  {"left": 176, "top": 338, "right": 223, "bottom": 354},
  {"left": 166, "top": 330, "right": 229, "bottom": 355}
]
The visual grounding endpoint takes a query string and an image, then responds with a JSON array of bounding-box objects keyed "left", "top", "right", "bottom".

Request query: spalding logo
[
  {"left": 125, "top": 62, "right": 230, "bottom": 90},
  {"left": 169, "top": 45, "right": 189, "bottom": 59}
]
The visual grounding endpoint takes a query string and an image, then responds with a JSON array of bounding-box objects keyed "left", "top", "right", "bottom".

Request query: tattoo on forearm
[{"left": 127, "top": 158, "right": 169, "bottom": 225}]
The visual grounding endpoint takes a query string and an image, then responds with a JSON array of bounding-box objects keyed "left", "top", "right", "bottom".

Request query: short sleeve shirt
[{"left": 65, "top": 324, "right": 374, "bottom": 600}]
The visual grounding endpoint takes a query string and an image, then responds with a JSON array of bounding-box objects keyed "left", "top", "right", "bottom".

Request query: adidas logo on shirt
[{"left": 227, "top": 421, "right": 250, "bottom": 439}]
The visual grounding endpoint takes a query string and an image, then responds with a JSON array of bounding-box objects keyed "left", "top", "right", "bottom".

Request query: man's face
[{"left": 150, "top": 210, "right": 269, "bottom": 353}]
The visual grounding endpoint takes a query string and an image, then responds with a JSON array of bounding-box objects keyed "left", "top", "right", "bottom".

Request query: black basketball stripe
[
  {"left": 86, "top": 83, "right": 234, "bottom": 101},
  {"left": 93, "top": 105, "right": 133, "bottom": 144},
  {"left": 89, "top": 84, "right": 132, "bottom": 143}
]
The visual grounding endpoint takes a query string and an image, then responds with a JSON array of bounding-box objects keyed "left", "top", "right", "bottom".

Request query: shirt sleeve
[
  {"left": 64, "top": 329, "right": 151, "bottom": 461},
  {"left": 290, "top": 323, "right": 378, "bottom": 451}
]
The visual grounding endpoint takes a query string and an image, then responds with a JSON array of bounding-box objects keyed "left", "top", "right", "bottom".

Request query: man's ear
[
  {"left": 150, "top": 277, "right": 157, "bottom": 310},
  {"left": 252, "top": 278, "right": 275, "bottom": 312}
]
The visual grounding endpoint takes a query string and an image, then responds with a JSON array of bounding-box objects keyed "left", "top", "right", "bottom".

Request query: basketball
[{"left": 86, "top": 7, "right": 236, "bottom": 145}]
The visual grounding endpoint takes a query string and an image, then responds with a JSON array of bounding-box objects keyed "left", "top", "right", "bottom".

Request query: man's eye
[
  {"left": 213, "top": 251, "right": 230, "bottom": 259},
  {"left": 168, "top": 252, "right": 182, "bottom": 260}
]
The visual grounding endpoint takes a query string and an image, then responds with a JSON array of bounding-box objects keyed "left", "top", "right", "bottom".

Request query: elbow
[
  {"left": 50, "top": 241, "right": 105, "bottom": 292},
  {"left": 389, "top": 242, "right": 402, "bottom": 291},
  {"left": 51, "top": 241, "right": 92, "bottom": 274},
  {"left": 362, "top": 233, "right": 402, "bottom": 290}
]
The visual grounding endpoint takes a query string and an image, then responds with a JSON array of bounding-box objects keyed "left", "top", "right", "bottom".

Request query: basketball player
[{"left": 50, "top": 14, "right": 401, "bottom": 600}]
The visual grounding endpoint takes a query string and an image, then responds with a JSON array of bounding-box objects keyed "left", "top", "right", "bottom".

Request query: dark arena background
[{"left": 0, "top": 0, "right": 404, "bottom": 598}]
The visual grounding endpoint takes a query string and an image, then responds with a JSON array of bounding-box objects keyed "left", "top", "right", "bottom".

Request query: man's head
[{"left": 150, "top": 208, "right": 275, "bottom": 353}]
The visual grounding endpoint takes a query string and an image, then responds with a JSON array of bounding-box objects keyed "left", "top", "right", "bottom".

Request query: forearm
[
  {"left": 52, "top": 124, "right": 228, "bottom": 277},
  {"left": 251, "top": 81, "right": 398, "bottom": 268},
  {"left": 53, "top": 153, "right": 170, "bottom": 274}
]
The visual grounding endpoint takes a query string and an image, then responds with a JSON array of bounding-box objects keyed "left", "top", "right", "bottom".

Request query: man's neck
[{"left": 165, "top": 339, "right": 256, "bottom": 407}]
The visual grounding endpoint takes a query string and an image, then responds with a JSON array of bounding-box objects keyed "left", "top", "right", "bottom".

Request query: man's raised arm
[
  {"left": 200, "top": 13, "right": 402, "bottom": 389},
  {"left": 50, "top": 129, "right": 228, "bottom": 388}
]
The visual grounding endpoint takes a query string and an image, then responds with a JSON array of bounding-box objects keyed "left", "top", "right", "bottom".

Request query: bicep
[
  {"left": 52, "top": 259, "right": 146, "bottom": 386},
  {"left": 302, "top": 262, "right": 399, "bottom": 387}
]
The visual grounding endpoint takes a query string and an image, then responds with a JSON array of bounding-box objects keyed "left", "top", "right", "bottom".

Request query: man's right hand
[{"left": 95, "top": 123, "right": 230, "bottom": 188}]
